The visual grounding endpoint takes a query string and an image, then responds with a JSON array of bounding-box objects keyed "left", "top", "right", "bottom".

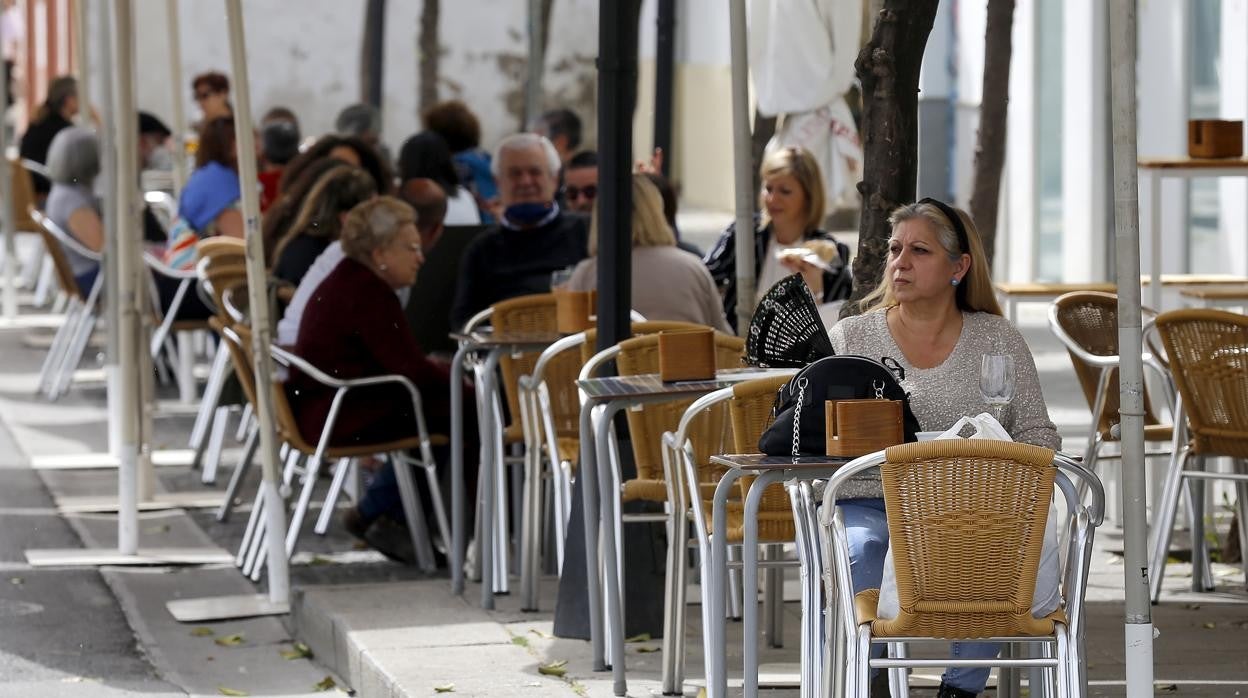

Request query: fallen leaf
[
  {"left": 9, "top": 577, "right": 22, "bottom": 585},
  {"left": 1183, "top": 603, "right": 1202, "bottom": 610},
  {"left": 307, "top": 556, "right": 333, "bottom": 566},
  {"left": 697, "top": 688, "right": 708, "bottom": 698},
  {"left": 1156, "top": 684, "right": 1179, "bottom": 692},
  {"left": 538, "top": 660, "right": 568, "bottom": 677},
  {"left": 313, "top": 675, "right": 336, "bottom": 692},
  {"left": 217, "top": 688, "right": 249, "bottom": 697},
  {"left": 528, "top": 628, "right": 552, "bottom": 639},
  {"left": 624, "top": 632, "right": 651, "bottom": 643},
  {"left": 279, "top": 642, "right": 313, "bottom": 660},
  {"left": 144, "top": 524, "right": 171, "bottom": 535},
  {"left": 635, "top": 646, "right": 660, "bottom": 653},
  {"left": 1203, "top": 622, "right": 1217, "bottom": 629},
  {"left": 510, "top": 636, "right": 529, "bottom": 648},
  {"left": 190, "top": 627, "right": 214, "bottom": 638},
  {"left": 434, "top": 684, "right": 455, "bottom": 693},
  {"left": 214, "top": 634, "right": 245, "bottom": 647}
]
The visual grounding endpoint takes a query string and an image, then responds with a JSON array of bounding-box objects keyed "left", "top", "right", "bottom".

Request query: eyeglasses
[
  {"left": 565, "top": 184, "right": 597, "bottom": 202},
  {"left": 193, "top": 90, "right": 217, "bottom": 102}
]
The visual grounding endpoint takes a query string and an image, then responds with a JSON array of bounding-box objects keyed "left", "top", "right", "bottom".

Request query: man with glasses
[{"left": 563, "top": 150, "right": 597, "bottom": 214}]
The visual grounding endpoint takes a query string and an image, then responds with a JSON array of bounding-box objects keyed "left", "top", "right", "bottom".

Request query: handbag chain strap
[
  {"left": 873, "top": 379, "right": 885, "bottom": 399},
  {"left": 791, "top": 376, "right": 808, "bottom": 456}
]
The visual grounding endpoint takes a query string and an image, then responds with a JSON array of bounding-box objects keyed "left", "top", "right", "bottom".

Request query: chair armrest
[
  {"left": 1054, "top": 452, "right": 1105, "bottom": 526},
  {"left": 143, "top": 249, "right": 198, "bottom": 280},
  {"left": 525, "top": 332, "right": 588, "bottom": 388},
  {"left": 31, "top": 209, "right": 103, "bottom": 262}
]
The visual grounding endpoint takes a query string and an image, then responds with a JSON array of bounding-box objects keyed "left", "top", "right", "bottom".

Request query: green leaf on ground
[
  {"left": 510, "top": 636, "right": 529, "bottom": 648},
  {"left": 623, "top": 632, "right": 651, "bottom": 643},
  {"left": 434, "top": 684, "right": 455, "bottom": 693},
  {"left": 279, "top": 642, "right": 313, "bottom": 660},
  {"left": 635, "top": 646, "right": 660, "bottom": 653},
  {"left": 190, "top": 627, "right": 214, "bottom": 637},
  {"left": 214, "top": 634, "right": 245, "bottom": 647},
  {"left": 307, "top": 556, "right": 334, "bottom": 566},
  {"left": 528, "top": 628, "right": 552, "bottom": 639},
  {"left": 313, "top": 675, "right": 336, "bottom": 692},
  {"left": 537, "top": 660, "right": 568, "bottom": 677},
  {"left": 217, "top": 688, "right": 249, "bottom": 697}
]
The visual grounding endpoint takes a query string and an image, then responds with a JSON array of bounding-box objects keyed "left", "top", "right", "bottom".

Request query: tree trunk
[
  {"left": 361, "top": 0, "right": 386, "bottom": 109},
  {"left": 968, "top": 0, "right": 1015, "bottom": 265},
  {"left": 418, "top": 0, "right": 440, "bottom": 111},
  {"left": 844, "top": 2, "right": 941, "bottom": 317}
]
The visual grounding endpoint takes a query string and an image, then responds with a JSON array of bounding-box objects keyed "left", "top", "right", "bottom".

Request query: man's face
[
  {"left": 138, "top": 133, "right": 166, "bottom": 169},
  {"left": 563, "top": 165, "right": 598, "bottom": 214},
  {"left": 498, "top": 145, "right": 557, "bottom": 208}
]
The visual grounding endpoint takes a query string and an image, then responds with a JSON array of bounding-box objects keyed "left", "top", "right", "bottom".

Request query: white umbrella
[
  {"left": 729, "top": 0, "right": 755, "bottom": 334},
  {"left": 165, "top": 0, "right": 187, "bottom": 196},
  {"left": 1108, "top": 1, "right": 1154, "bottom": 695}
]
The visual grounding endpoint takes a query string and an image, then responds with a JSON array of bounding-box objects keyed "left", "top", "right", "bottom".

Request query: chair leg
[
  {"left": 189, "top": 349, "right": 231, "bottom": 467},
  {"left": 1235, "top": 460, "right": 1248, "bottom": 586},
  {"left": 314, "top": 458, "right": 353, "bottom": 535},
  {"left": 200, "top": 406, "right": 231, "bottom": 485},
  {"left": 236, "top": 484, "right": 264, "bottom": 568},
  {"left": 284, "top": 453, "right": 326, "bottom": 559},
  {"left": 1188, "top": 456, "right": 1213, "bottom": 592},
  {"left": 887, "top": 642, "right": 909, "bottom": 698},
  {"left": 37, "top": 298, "right": 80, "bottom": 394},
  {"left": 236, "top": 403, "right": 253, "bottom": 442},
  {"left": 1150, "top": 448, "right": 1192, "bottom": 602},
  {"left": 49, "top": 305, "right": 95, "bottom": 399},
  {"left": 421, "top": 461, "right": 451, "bottom": 560},
  {"left": 727, "top": 545, "right": 743, "bottom": 620},
  {"left": 764, "top": 543, "right": 784, "bottom": 649},
  {"left": 175, "top": 331, "right": 197, "bottom": 404},
  {"left": 218, "top": 423, "right": 258, "bottom": 523},
  {"left": 392, "top": 451, "right": 437, "bottom": 573}
]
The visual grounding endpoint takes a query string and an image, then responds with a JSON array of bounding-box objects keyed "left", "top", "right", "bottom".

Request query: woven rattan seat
[
  {"left": 864, "top": 440, "right": 1062, "bottom": 639},
  {"left": 491, "top": 293, "right": 558, "bottom": 444}
]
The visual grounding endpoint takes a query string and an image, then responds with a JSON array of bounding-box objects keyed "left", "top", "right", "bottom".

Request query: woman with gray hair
[
  {"left": 45, "top": 126, "right": 103, "bottom": 292},
  {"left": 288, "top": 195, "right": 469, "bottom": 560}
]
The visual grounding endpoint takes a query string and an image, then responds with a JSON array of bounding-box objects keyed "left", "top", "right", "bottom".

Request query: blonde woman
[
  {"left": 567, "top": 173, "right": 730, "bottom": 333},
  {"left": 828, "top": 199, "right": 1059, "bottom": 698},
  {"left": 704, "top": 145, "right": 852, "bottom": 330}
]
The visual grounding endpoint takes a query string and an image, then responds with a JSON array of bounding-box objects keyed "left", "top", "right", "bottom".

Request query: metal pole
[
  {"left": 525, "top": 0, "right": 544, "bottom": 128},
  {"left": 224, "top": 0, "right": 290, "bottom": 605},
  {"left": 165, "top": 0, "right": 187, "bottom": 196},
  {"left": 596, "top": 0, "right": 636, "bottom": 354},
  {"left": 729, "top": 0, "right": 755, "bottom": 335},
  {"left": 0, "top": 18, "right": 15, "bottom": 322},
  {"left": 72, "top": 0, "right": 88, "bottom": 127},
  {"left": 111, "top": 0, "right": 140, "bottom": 556},
  {"left": 652, "top": 0, "right": 675, "bottom": 178},
  {"left": 97, "top": 0, "right": 120, "bottom": 459},
  {"left": 1108, "top": 1, "right": 1154, "bottom": 695}
]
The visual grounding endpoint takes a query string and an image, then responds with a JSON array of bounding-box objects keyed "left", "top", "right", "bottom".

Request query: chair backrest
[
  {"left": 614, "top": 331, "right": 744, "bottom": 489},
  {"left": 1050, "top": 291, "right": 1162, "bottom": 435},
  {"left": 228, "top": 320, "right": 315, "bottom": 453},
  {"left": 580, "top": 320, "right": 707, "bottom": 364},
  {"left": 214, "top": 317, "right": 259, "bottom": 410},
  {"left": 7, "top": 159, "right": 38, "bottom": 232},
  {"left": 492, "top": 293, "right": 559, "bottom": 433},
  {"left": 1155, "top": 308, "right": 1248, "bottom": 457},
  {"left": 728, "top": 374, "right": 794, "bottom": 510},
  {"left": 876, "top": 440, "right": 1057, "bottom": 638},
  {"left": 30, "top": 209, "right": 85, "bottom": 300},
  {"left": 195, "top": 238, "right": 248, "bottom": 317},
  {"left": 534, "top": 334, "right": 587, "bottom": 438}
]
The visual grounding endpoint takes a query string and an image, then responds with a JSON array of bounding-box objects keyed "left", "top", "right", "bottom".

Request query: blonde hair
[
  {"left": 340, "top": 196, "right": 417, "bottom": 262},
  {"left": 759, "top": 146, "right": 826, "bottom": 233},
  {"left": 271, "top": 165, "right": 376, "bottom": 264},
  {"left": 588, "top": 173, "right": 676, "bottom": 256},
  {"left": 859, "top": 201, "right": 1003, "bottom": 316}
]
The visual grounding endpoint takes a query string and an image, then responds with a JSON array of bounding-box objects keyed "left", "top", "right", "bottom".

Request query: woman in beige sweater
[{"left": 567, "top": 173, "right": 731, "bottom": 333}]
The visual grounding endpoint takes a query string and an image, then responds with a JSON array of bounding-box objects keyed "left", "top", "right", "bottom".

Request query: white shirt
[
  {"left": 277, "top": 241, "right": 346, "bottom": 347},
  {"left": 445, "top": 188, "right": 481, "bottom": 225}
]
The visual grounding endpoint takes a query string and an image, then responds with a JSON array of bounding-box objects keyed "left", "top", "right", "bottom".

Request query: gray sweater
[{"left": 828, "top": 308, "right": 1060, "bottom": 499}]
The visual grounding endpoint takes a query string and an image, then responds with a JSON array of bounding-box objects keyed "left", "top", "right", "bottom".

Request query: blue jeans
[
  {"left": 357, "top": 460, "right": 403, "bottom": 523},
  {"left": 840, "top": 498, "right": 998, "bottom": 693}
]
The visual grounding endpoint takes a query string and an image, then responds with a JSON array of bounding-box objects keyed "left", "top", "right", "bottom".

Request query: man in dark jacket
[{"left": 449, "top": 133, "right": 587, "bottom": 329}]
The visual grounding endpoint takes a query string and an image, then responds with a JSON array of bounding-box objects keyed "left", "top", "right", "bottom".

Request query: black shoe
[
  {"left": 936, "top": 682, "right": 978, "bottom": 698},
  {"left": 363, "top": 516, "right": 417, "bottom": 564},
  {"left": 870, "top": 670, "right": 891, "bottom": 698},
  {"left": 342, "top": 508, "right": 371, "bottom": 540}
]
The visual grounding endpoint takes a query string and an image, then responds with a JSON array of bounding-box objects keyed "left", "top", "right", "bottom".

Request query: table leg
[
  {"left": 710, "top": 469, "right": 744, "bottom": 698},
  {"left": 519, "top": 383, "right": 542, "bottom": 611},
  {"left": 579, "top": 401, "right": 607, "bottom": 671},
  {"left": 742, "top": 470, "right": 783, "bottom": 698},
  {"left": 450, "top": 342, "right": 471, "bottom": 596},
  {"left": 479, "top": 349, "right": 503, "bottom": 610}
]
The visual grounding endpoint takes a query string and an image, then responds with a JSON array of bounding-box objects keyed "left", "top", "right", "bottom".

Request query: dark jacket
[
  {"left": 450, "top": 211, "right": 588, "bottom": 329},
  {"left": 703, "top": 216, "right": 853, "bottom": 331},
  {"left": 19, "top": 112, "right": 72, "bottom": 195}
]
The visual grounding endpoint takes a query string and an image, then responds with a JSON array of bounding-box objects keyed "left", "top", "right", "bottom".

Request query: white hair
[
  {"left": 47, "top": 126, "right": 100, "bottom": 185},
  {"left": 491, "top": 132, "right": 561, "bottom": 179}
]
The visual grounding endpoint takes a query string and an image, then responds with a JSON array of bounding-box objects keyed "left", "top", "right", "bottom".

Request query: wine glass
[{"left": 980, "top": 354, "right": 1016, "bottom": 422}]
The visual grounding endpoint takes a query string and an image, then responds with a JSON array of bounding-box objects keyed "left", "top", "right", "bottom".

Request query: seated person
[
  {"left": 449, "top": 132, "right": 588, "bottom": 329},
  {"left": 704, "top": 146, "right": 852, "bottom": 331},
  {"left": 44, "top": 126, "right": 103, "bottom": 292},
  {"left": 270, "top": 165, "right": 376, "bottom": 286},
  {"left": 165, "top": 116, "right": 243, "bottom": 270},
  {"left": 828, "top": 199, "right": 1060, "bottom": 698},
  {"left": 258, "top": 118, "right": 300, "bottom": 212},
  {"left": 562, "top": 150, "right": 597, "bottom": 214},
  {"left": 396, "top": 130, "right": 479, "bottom": 225},
  {"left": 20, "top": 75, "right": 79, "bottom": 200},
  {"left": 566, "top": 173, "right": 730, "bottom": 333},
  {"left": 422, "top": 99, "right": 497, "bottom": 222},
  {"left": 278, "top": 133, "right": 393, "bottom": 196},
  {"left": 288, "top": 197, "right": 469, "bottom": 555}
]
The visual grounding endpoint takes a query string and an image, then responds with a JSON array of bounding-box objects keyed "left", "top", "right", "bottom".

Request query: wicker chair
[
  {"left": 821, "top": 440, "right": 1103, "bottom": 698},
  {"left": 228, "top": 323, "right": 450, "bottom": 577},
  {"left": 1049, "top": 291, "right": 1174, "bottom": 520},
  {"left": 1150, "top": 308, "right": 1248, "bottom": 601}
]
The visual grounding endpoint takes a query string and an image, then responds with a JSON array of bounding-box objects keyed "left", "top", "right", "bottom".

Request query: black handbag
[{"left": 758, "top": 355, "right": 920, "bottom": 456}]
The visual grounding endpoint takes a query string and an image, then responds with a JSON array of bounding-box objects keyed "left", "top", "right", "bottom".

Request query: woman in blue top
[{"left": 166, "top": 117, "right": 243, "bottom": 269}]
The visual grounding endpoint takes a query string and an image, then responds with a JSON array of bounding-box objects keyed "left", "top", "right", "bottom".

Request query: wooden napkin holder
[
  {"left": 658, "top": 328, "right": 716, "bottom": 382},
  {"left": 825, "top": 399, "right": 904, "bottom": 457},
  {"left": 555, "top": 289, "right": 595, "bottom": 333},
  {"left": 1189, "top": 120, "right": 1243, "bottom": 159}
]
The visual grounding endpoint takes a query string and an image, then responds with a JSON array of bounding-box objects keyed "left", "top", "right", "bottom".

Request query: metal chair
[
  {"left": 1049, "top": 291, "right": 1174, "bottom": 520},
  {"left": 30, "top": 209, "right": 103, "bottom": 400},
  {"left": 1150, "top": 308, "right": 1248, "bottom": 601},
  {"left": 820, "top": 441, "right": 1104, "bottom": 698}
]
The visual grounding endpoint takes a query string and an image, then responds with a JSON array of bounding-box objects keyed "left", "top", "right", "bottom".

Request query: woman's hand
[{"left": 779, "top": 255, "right": 824, "bottom": 297}]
